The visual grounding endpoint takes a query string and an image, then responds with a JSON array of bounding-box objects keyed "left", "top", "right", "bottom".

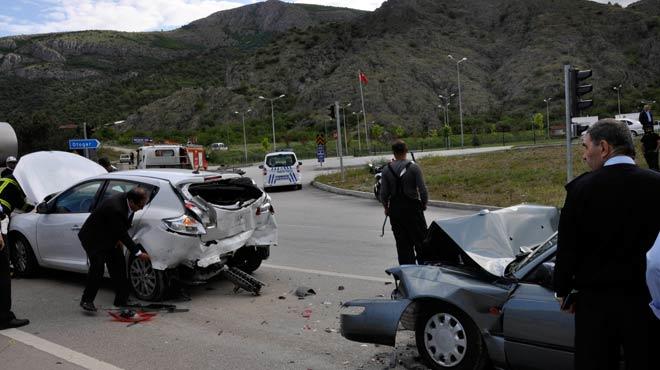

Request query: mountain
[{"left": 0, "top": 0, "right": 659, "bottom": 149}]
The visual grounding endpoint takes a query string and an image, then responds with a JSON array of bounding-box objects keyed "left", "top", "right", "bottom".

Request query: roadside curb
[{"left": 310, "top": 180, "right": 501, "bottom": 212}]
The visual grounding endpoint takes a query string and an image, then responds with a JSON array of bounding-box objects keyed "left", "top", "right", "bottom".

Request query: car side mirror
[
  {"left": 258, "top": 165, "right": 264, "bottom": 169},
  {"left": 526, "top": 262, "right": 554, "bottom": 288},
  {"left": 36, "top": 202, "right": 50, "bottom": 214},
  {"left": 298, "top": 161, "right": 302, "bottom": 166}
]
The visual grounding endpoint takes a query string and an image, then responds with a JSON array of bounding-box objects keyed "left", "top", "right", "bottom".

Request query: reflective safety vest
[{"left": 0, "top": 177, "right": 27, "bottom": 214}]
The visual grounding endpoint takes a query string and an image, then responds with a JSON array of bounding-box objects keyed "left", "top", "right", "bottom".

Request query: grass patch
[{"left": 316, "top": 145, "right": 652, "bottom": 208}]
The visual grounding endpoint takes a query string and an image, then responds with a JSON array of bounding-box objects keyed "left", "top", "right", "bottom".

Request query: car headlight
[{"left": 163, "top": 215, "right": 206, "bottom": 235}]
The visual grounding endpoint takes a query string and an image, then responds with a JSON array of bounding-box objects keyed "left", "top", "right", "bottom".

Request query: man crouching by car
[{"left": 78, "top": 187, "right": 151, "bottom": 312}]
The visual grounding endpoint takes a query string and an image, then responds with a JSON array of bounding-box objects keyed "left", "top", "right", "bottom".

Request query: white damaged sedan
[{"left": 8, "top": 151, "right": 277, "bottom": 300}]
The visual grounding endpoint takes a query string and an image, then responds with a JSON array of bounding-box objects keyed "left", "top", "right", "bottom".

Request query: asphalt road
[{"left": 0, "top": 148, "right": 503, "bottom": 369}]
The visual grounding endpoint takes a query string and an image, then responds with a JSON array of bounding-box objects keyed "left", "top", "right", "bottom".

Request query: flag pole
[{"left": 358, "top": 71, "right": 370, "bottom": 153}]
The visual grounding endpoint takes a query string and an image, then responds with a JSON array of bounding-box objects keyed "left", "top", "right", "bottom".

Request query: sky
[{"left": 0, "top": 0, "right": 641, "bottom": 37}]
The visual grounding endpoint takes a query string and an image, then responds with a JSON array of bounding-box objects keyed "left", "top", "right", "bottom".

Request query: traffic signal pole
[{"left": 564, "top": 65, "right": 573, "bottom": 182}]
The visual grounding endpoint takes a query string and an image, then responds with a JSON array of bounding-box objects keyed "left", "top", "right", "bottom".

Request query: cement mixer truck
[{"left": 0, "top": 122, "right": 18, "bottom": 165}]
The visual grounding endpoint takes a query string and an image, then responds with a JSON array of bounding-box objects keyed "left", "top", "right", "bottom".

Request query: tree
[
  {"left": 393, "top": 125, "right": 405, "bottom": 138},
  {"left": 533, "top": 113, "right": 544, "bottom": 131},
  {"left": 371, "top": 124, "right": 384, "bottom": 144},
  {"left": 441, "top": 124, "right": 452, "bottom": 148},
  {"left": 261, "top": 137, "right": 270, "bottom": 152}
]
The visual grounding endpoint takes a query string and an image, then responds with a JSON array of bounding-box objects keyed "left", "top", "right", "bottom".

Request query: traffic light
[
  {"left": 328, "top": 105, "right": 335, "bottom": 119},
  {"left": 570, "top": 68, "right": 593, "bottom": 116}
]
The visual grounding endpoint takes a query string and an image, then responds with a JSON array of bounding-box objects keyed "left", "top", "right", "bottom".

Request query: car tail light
[
  {"left": 184, "top": 201, "right": 212, "bottom": 227},
  {"left": 163, "top": 215, "right": 206, "bottom": 235},
  {"left": 256, "top": 195, "right": 275, "bottom": 216}
]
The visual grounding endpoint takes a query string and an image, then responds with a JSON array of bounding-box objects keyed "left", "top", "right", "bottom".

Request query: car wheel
[
  {"left": 415, "top": 303, "right": 486, "bottom": 370},
  {"left": 128, "top": 254, "right": 167, "bottom": 301},
  {"left": 631, "top": 130, "right": 638, "bottom": 137},
  {"left": 228, "top": 247, "right": 263, "bottom": 274},
  {"left": 296, "top": 184, "right": 302, "bottom": 190},
  {"left": 9, "top": 234, "right": 39, "bottom": 277}
]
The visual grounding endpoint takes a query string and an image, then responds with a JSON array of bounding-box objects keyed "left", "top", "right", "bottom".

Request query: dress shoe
[
  {"left": 0, "top": 318, "right": 30, "bottom": 330},
  {"left": 80, "top": 301, "right": 97, "bottom": 312}
]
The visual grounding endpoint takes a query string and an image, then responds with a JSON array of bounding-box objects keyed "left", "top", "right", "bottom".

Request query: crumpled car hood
[
  {"left": 13, "top": 151, "right": 107, "bottom": 203},
  {"left": 430, "top": 204, "right": 559, "bottom": 277}
]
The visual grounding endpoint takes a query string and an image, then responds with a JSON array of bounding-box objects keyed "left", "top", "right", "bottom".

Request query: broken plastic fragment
[{"left": 293, "top": 286, "right": 316, "bottom": 298}]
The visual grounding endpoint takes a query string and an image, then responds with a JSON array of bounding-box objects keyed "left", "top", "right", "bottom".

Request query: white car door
[{"left": 36, "top": 180, "right": 104, "bottom": 272}]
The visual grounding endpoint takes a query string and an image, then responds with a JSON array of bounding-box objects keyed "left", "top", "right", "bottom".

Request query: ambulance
[{"left": 259, "top": 150, "right": 302, "bottom": 190}]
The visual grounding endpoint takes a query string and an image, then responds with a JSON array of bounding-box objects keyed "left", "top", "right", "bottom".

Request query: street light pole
[
  {"left": 448, "top": 55, "right": 467, "bottom": 147},
  {"left": 234, "top": 108, "right": 252, "bottom": 164},
  {"left": 438, "top": 93, "right": 454, "bottom": 128},
  {"left": 612, "top": 85, "right": 622, "bottom": 115},
  {"left": 258, "top": 94, "right": 285, "bottom": 151},
  {"left": 543, "top": 98, "right": 551, "bottom": 139}
]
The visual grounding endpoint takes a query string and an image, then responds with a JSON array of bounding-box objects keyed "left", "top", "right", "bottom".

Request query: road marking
[
  {"left": 0, "top": 329, "right": 124, "bottom": 370},
  {"left": 262, "top": 263, "right": 391, "bottom": 283}
]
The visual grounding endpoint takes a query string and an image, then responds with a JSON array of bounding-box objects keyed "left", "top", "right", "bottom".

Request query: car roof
[
  {"left": 265, "top": 151, "right": 296, "bottom": 156},
  {"left": 98, "top": 169, "right": 240, "bottom": 185}
]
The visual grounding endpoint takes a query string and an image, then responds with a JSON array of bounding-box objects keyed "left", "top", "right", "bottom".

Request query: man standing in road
[
  {"left": 554, "top": 119, "right": 660, "bottom": 370},
  {"left": 380, "top": 140, "right": 428, "bottom": 265},
  {"left": 641, "top": 125, "right": 660, "bottom": 171},
  {"left": 78, "top": 187, "right": 151, "bottom": 312},
  {"left": 639, "top": 104, "right": 654, "bottom": 128}
]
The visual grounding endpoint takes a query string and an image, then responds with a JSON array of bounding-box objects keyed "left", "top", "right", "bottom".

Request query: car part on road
[
  {"left": 228, "top": 245, "right": 268, "bottom": 273},
  {"left": 415, "top": 303, "right": 486, "bottom": 370},
  {"left": 9, "top": 233, "right": 39, "bottom": 277},
  {"left": 221, "top": 266, "right": 264, "bottom": 295},
  {"left": 128, "top": 254, "right": 168, "bottom": 301}
]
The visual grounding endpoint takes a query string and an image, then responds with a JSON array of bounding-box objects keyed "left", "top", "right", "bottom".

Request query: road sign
[
  {"left": 316, "top": 144, "right": 325, "bottom": 163},
  {"left": 69, "top": 139, "right": 101, "bottom": 150},
  {"left": 316, "top": 134, "right": 326, "bottom": 146}
]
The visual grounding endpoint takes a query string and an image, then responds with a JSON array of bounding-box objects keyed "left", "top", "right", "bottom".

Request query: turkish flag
[{"left": 359, "top": 71, "right": 368, "bottom": 85}]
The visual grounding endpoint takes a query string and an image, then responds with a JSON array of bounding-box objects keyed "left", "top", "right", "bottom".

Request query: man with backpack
[{"left": 380, "top": 140, "right": 428, "bottom": 265}]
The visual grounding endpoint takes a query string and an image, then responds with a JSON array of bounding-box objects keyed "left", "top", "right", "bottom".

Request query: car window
[
  {"left": 99, "top": 180, "right": 155, "bottom": 205},
  {"left": 266, "top": 154, "right": 296, "bottom": 167},
  {"left": 155, "top": 149, "right": 175, "bottom": 157},
  {"left": 53, "top": 181, "right": 103, "bottom": 214}
]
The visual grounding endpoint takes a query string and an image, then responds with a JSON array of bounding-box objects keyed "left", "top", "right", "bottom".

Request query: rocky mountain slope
[{"left": 1, "top": 0, "right": 659, "bottom": 140}]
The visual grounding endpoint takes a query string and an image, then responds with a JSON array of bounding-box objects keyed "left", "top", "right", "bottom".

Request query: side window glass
[
  {"left": 53, "top": 181, "right": 103, "bottom": 214},
  {"left": 100, "top": 181, "right": 155, "bottom": 205}
]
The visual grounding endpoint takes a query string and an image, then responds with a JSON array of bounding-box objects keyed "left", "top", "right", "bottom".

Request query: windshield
[
  {"left": 266, "top": 154, "right": 296, "bottom": 167},
  {"left": 506, "top": 232, "right": 558, "bottom": 276}
]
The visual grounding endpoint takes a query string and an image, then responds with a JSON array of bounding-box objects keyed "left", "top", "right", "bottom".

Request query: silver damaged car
[
  {"left": 8, "top": 151, "right": 277, "bottom": 300},
  {"left": 340, "top": 205, "right": 582, "bottom": 370}
]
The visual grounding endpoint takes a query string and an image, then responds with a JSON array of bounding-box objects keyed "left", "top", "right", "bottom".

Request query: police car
[{"left": 259, "top": 150, "right": 302, "bottom": 191}]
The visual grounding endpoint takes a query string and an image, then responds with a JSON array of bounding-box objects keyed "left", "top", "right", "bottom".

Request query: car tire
[
  {"left": 228, "top": 247, "right": 263, "bottom": 274},
  {"left": 128, "top": 254, "right": 167, "bottom": 301},
  {"left": 296, "top": 184, "right": 302, "bottom": 190},
  {"left": 631, "top": 130, "right": 638, "bottom": 137},
  {"left": 9, "top": 233, "right": 39, "bottom": 277},
  {"left": 415, "top": 303, "right": 487, "bottom": 370}
]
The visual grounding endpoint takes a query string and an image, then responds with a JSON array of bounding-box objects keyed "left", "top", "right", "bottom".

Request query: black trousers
[
  {"left": 81, "top": 246, "right": 129, "bottom": 305},
  {"left": 0, "top": 240, "right": 13, "bottom": 322},
  {"left": 575, "top": 289, "right": 658, "bottom": 370},
  {"left": 389, "top": 198, "right": 427, "bottom": 265},
  {"left": 643, "top": 151, "right": 659, "bottom": 171}
]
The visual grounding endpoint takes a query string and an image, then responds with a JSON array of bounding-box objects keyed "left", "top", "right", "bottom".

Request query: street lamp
[
  {"left": 258, "top": 94, "right": 285, "bottom": 151},
  {"left": 352, "top": 111, "right": 362, "bottom": 151},
  {"left": 438, "top": 93, "right": 455, "bottom": 127},
  {"left": 234, "top": 108, "right": 252, "bottom": 164},
  {"left": 612, "top": 84, "right": 622, "bottom": 115},
  {"left": 448, "top": 55, "right": 467, "bottom": 147},
  {"left": 543, "top": 98, "right": 552, "bottom": 139},
  {"left": 341, "top": 102, "right": 351, "bottom": 155}
]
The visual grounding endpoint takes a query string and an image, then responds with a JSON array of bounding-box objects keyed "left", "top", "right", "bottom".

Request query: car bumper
[{"left": 340, "top": 298, "right": 412, "bottom": 347}]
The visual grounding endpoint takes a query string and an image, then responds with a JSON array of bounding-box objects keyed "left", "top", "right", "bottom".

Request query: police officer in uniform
[
  {"left": 0, "top": 173, "right": 32, "bottom": 329},
  {"left": 379, "top": 140, "right": 428, "bottom": 265}
]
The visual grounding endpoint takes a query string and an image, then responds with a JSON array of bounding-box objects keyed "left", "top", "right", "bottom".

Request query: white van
[
  {"left": 211, "top": 142, "right": 228, "bottom": 151},
  {"left": 136, "top": 145, "right": 192, "bottom": 169},
  {"left": 259, "top": 151, "right": 302, "bottom": 190}
]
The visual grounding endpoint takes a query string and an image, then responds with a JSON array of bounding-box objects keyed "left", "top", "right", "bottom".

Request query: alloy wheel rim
[
  {"left": 129, "top": 259, "right": 156, "bottom": 297},
  {"left": 423, "top": 312, "right": 467, "bottom": 367},
  {"left": 14, "top": 240, "right": 28, "bottom": 272}
]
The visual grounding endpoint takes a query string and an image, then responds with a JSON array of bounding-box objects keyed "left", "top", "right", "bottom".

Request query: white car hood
[
  {"left": 13, "top": 151, "right": 107, "bottom": 203},
  {"left": 433, "top": 204, "right": 560, "bottom": 277}
]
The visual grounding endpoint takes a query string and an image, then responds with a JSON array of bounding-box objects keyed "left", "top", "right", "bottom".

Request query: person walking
[
  {"left": 379, "top": 140, "right": 428, "bottom": 265},
  {"left": 0, "top": 174, "right": 32, "bottom": 329},
  {"left": 554, "top": 118, "right": 660, "bottom": 370},
  {"left": 639, "top": 104, "right": 654, "bottom": 128},
  {"left": 78, "top": 187, "right": 151, "bottom": 312},
  {"left": 640, "top": 125, "right": 660, "bottom": 171}
]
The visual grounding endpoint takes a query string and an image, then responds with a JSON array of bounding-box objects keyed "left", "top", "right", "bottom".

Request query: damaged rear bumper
[{"left": 340, "top": 298, "right": 412, "bottom": 347}]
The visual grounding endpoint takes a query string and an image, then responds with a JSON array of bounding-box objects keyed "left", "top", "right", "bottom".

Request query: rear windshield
[{"left": 266, "top": 154, "right": 296, "bottom": 167}]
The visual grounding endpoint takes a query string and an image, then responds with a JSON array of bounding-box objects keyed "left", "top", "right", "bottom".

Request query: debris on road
[
  {"left": 278, "top": 295, "right": 287, "bottom": 300},
  {"left": 222, "top": 267, "right": 264, "bottom": 295},
  {"left": 218, "top": 330, "right": 224, "bottom": 336},
  {"left": 293, "top": 286, "right": 316, "bottom": 298},
  {"left": 302, "top": 308, "right": 313, "bottom": 318},
  {"left": 337, "top": 285, "right": 345, "bottom": 291}
]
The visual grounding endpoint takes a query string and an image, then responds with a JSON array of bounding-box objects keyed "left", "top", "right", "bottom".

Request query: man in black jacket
[
  {"left": 554, "top": 118, "right": 660, "bottom": 370},
  {"left": 78, "top": 187, "right": 150, "bottom": 311},
  {"left": 639, "top": 104, "right": 654, "bottom": 128}
]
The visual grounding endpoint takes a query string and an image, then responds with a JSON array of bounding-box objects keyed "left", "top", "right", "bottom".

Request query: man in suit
[
  {"left": 78, "top": 187, "right": 150, "bottom": 312},
  {"left": 0, "top": 204, "right": 29, "bottom": 329},
  {"left": 554, "top": 118, "right": 660, "bottom": 370},
  {"left": 639, "top": 104, "right": 654, "bottom": 128}
]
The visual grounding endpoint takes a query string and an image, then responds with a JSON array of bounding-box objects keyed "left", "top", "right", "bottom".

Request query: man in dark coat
[
  {"left": 554, "top": 118, "right": 660, "bottom": 370},
  {"left": 78, "top": 187, "right": 150, "bottom": 311},
  {"left": 639, "top": 104, "right": 654, "bottom": 128},
  {"left": 640, "top": 125, "right": 660, "bottom": 171},
  {"left": 379, "top": 140, "right": 428, "bottom": 265}
]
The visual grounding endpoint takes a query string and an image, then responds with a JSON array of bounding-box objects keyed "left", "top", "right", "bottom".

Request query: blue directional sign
[
  {"left": 69, "top": 139, "right": 101, "bottom": 150},
  {"left": 316, "top": 144, "right": 325, "bottom": 163}
]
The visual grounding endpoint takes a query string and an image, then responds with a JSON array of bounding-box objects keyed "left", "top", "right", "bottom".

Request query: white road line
[
  {"left": 0, "top": 329, "right": 124, "bottom": 370},
  {"left": 262, "top": 263, "right": 391, "bottom": 283}
]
